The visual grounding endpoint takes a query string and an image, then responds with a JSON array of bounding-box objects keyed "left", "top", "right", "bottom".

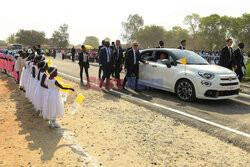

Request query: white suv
[{"left": 138, "top": 48, "right": 240, "bottom": 101}]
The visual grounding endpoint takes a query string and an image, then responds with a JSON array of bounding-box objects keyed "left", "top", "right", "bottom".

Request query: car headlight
[{"left": 198, "top": 71, "right": 215, "bottom": 80}]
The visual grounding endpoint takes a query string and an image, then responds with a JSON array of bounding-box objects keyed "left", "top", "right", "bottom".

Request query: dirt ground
[{"left": 0, "top": 73, "right": 249, "bottom": 167}]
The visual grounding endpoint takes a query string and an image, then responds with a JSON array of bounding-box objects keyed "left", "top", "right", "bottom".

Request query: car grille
[
  {"left": 204, "top": 89, "right": 240, "bottom": 98},
  {"left": 219, "top": 89, "right": 240, "bottom": 96},
  {"left": 219, "top": 82, "right": 239, "bottom": 86},
  {"left": 220, "top": 77, "right": 237, "bottom": 81}
]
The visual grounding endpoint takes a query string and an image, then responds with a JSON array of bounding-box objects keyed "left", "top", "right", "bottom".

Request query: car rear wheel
[{"left": 176, "top": 79, "right": 196, "bottom": 102}]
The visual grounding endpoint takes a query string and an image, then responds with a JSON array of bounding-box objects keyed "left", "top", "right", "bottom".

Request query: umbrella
[{"left": 85, "top": 45, "right": 94, "bottom": 50}]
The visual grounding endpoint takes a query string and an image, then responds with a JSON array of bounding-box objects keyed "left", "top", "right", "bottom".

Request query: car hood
[{"left": 187, "top": 64, "right": 235, "bottom": 74}]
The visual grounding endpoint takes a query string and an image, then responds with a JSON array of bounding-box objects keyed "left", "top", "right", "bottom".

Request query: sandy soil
[{"left": 0, "top": 73, "right": 249, "bottom": 167}]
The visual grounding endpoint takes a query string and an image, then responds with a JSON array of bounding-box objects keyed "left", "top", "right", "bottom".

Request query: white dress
[
  {"left": 21, "top": 60, "right": 29, "bottom": 90},
  {"left": 30, "top": 65, "right": 39, "bottom": 106},
  {"left": 25, "top": 62, "right": 33, "bottom": 100},
  {"left": 43, "top": 79, "right": 64, "bottom": 120},
  {"left": 34, "top": 72, "right": 48, "bottom": 111}
]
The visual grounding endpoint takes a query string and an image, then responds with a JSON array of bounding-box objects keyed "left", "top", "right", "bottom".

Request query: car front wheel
[{"left": 176, "top": 79, "right": 196, "bottom": 102}]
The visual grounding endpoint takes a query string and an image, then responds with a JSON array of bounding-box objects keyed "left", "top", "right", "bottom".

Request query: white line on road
[{"left": 59, "top": 72, "right": 250, "bottom": 138}]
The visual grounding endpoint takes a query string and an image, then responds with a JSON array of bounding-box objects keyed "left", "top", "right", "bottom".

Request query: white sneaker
[{"left": 53, "top": 122, "right": 61, "bottom": 128}]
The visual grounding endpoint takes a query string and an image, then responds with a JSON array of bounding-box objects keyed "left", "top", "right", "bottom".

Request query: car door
[
  {"left": 150, "top": 51, "right": 176, "bottom": 90},
  {"left": 139, "top": 50, "right": 154, "bottom": 85}
]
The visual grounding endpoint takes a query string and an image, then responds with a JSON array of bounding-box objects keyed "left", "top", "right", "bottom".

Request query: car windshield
[{"left": 169, "top": 50, "right": 209, "bottom": 65}]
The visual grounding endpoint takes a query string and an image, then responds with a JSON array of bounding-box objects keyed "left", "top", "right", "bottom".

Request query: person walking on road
[
  {"left": 112, "top": 40, "right": 123, "bottom": 86},
  {"left": 78, "top": 45, "right": 89, "bottom": 83},
  {"left": 99, "top": 41, "right": 114, "bottom": 89},
  {"left": 61, "top": 49, "right": 65, "bottom": 60},
  {"left": 71, "top": 46, "right": 76, "bottom": 62},
  {"left": 234, "top": 42, "right": 246, "bottom": 82},
  {"left": 219, "top": 38, "right": 237, "bottom": 70},
  {"left": 122, "top": 42, "right": 148, "bottom": 91},
  {"left": 98, "top": 40, "right": 105, "bottom": 79}
]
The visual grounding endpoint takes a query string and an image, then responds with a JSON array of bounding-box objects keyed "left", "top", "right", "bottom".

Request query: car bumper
[{"left": 195, "top": 75, "right": 240, "bottom": 100}]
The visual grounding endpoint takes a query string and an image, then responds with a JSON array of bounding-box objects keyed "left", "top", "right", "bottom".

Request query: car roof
[{"left": 140, "top": 48, "right": 185, "bottom": 52}]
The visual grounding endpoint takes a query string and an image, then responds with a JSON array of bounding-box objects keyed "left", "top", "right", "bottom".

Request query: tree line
[
  {"left": 121, "top": 13, "right": 250, "bottom": 51},
  {"left": 3, "top": 24, "right": 69, "bottom": 48},
  {"left": 1, "top": 13, "right": 249, "bottom": 50}
]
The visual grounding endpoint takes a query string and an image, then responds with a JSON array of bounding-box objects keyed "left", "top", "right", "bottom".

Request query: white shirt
[
  {"left": 227, "top": 46, "right": 232, "bottom": 60},
  {"left": 133, "top": 49, "right": 136, "bottom": 64},
  {"left": 83, "top": 52, "right": 87, "bottom": 62},
  {"left": 105, "top": 47, "right": 111, "bottom": 62}
]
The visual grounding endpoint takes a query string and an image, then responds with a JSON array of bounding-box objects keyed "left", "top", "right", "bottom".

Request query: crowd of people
[
  {"left": 0, "top": 39, "right": 249, "bottom": 129},
  {"left": 0, "top": 46, "right": 74, "bottom": 128}
]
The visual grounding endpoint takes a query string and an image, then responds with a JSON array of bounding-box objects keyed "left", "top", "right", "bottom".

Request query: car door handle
[{"left": 152, "top": 65, "right": 157, "bottom": 67}]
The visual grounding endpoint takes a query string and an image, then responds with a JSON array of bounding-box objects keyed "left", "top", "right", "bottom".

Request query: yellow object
[
  {"left": 177, "top": 57, "right": 187, "bottom": 65},
  {"left": 47, "top": 59, "right": 52, "bottom": 67},
  {"left": 85, "top": 45, "right": 94, "bottom": 50},
  {"left": 75, "top": 94, "right": 85, "bottom": 104},
  {"left": 59, "top": 84, "right": 71, "bottom": 93},
  {"left": 55, "top": 77, "right": 63, "bottom": 83}
]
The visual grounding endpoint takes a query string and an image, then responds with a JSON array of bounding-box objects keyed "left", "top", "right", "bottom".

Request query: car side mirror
[{"left": 161, "top": 59, "right": 171, "bottom": 68}]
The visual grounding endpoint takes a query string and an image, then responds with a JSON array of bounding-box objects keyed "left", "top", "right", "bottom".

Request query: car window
[
  {"left": 141, "top": 51, "right": 154, "bottom": 61},
  {"left": 155, "top": 51, "right": 175, "bottom": 65}
]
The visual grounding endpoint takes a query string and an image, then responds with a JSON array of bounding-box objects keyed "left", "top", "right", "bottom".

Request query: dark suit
[
  {"left": 123, "top": 48, "right": 145, "bottom": 90},
  {"left": 219, "top": 46, "right": 236, "bottom": 70},
  {"left": 78, "top": 51, "right": 89, "bottom": 82},
  {"left": 98, "top": 45, "right": 104, "bottom": 79},
  {"left": 99, "top": 47, "right": 114, "bottom": 88},
  {"left": 177, "top": 45, "right": 185, "bottom": 50},
  {"left": 71, "top": 48, "right": 75, "bottom": 62},
  {"left": 234, "top": 48, "right": 245, "bottom": 81},
  {"left": 112, "top": 45, "right": 123, "bottom": 82}
]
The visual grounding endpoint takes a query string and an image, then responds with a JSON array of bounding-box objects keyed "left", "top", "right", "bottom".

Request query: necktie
[
  {"left": 116, "top": 46, "right": 119, "bottom": 61},
  {"left": 134, "top": 50, "right": 136, "bottom": 64},
  {"left": 106, "top": 48, "right": 110, "bottom": 62},
  {"left": 229, "top": 47, "right": 232, "bottom": 61}
]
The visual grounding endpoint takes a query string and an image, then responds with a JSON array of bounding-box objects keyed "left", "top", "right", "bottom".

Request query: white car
[{"left": 138, "top": 48, "right": 240, "bottom": 101}]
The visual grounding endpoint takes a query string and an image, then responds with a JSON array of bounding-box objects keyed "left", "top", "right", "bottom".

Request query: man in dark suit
[
  {"left": 156, "top": 41, "right": 164, "bottom": 48},
  {"left": 177, "top": 40, "right": 186, "bottom": 50},
  {"left": 98, "top": 40, "right": 105, "bottom": 79},
  {"left": 78, "top": 45, "right": 89, "bottom": 83},
  {"left": 219, "top": 38, "right": 237, "bottom": 70},
  {"left": 234, "top": 42, "right": 245, "bottom": 82},
  {"left": 122, "top": 42, "right": 148, "bottom": 90},
  {"left": 112, "top": 40, "right": 123, "bottom": 86},
  {"left": 71, "top": 46, "right": 76, "bottom": 62},
  {"left": 99, "top": 41, "right": 114, "bottom": 89}
]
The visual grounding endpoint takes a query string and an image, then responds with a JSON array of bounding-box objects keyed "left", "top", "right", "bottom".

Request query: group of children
[{"left": 0, "top": 49, "right": 74, "bottom": 128}]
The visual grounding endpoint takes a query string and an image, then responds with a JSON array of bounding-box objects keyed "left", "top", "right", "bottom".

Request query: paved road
[{"left": 50, "top": 58, "right": 250, "bottom": 151}]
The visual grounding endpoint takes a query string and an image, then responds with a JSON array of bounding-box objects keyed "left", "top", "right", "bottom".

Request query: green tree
[
  {"left": 121, "top": 14, "right": 144, "bottom": 43},
  {"left": 7, "top": 34, "right": 16, "bottom": 44},
  {"left": 51, "top": 24, "right": 69, "bottom": 48},
  {"left": 15, "top": 30, "right": 45, "bottom": 46},
  {"left": 136, "top": 25, "right": 165, "bottom": 48},
  {"left": 184, "top": 13, "right": 201, "bottom": 49},
  {"left": 165, "top": 26, "right": 190, "bottom": 48},
  {"left": 230, "top": 13, "right": 250, "bottom": 50},
  {"left": 84, "top": 36, "right": 99, "bottom": 48},
  {"left": 199, "top": 14, "right": 227, "bottom": 50},
  {"left": 0, "top": 40, "right": 7, "bottom": 47}
]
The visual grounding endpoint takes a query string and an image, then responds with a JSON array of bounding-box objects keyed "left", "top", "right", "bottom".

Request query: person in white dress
[
  {"left": 43, "top": 67, "right": 74, "bottom": 128},
  {"left": 34, "top": 61, "right": 49, "bottom": 116}
]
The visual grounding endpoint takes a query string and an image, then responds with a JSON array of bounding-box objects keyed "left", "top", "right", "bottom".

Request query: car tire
[{"left": 175, "top": 79, "right": 196, "bottom": 102}]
